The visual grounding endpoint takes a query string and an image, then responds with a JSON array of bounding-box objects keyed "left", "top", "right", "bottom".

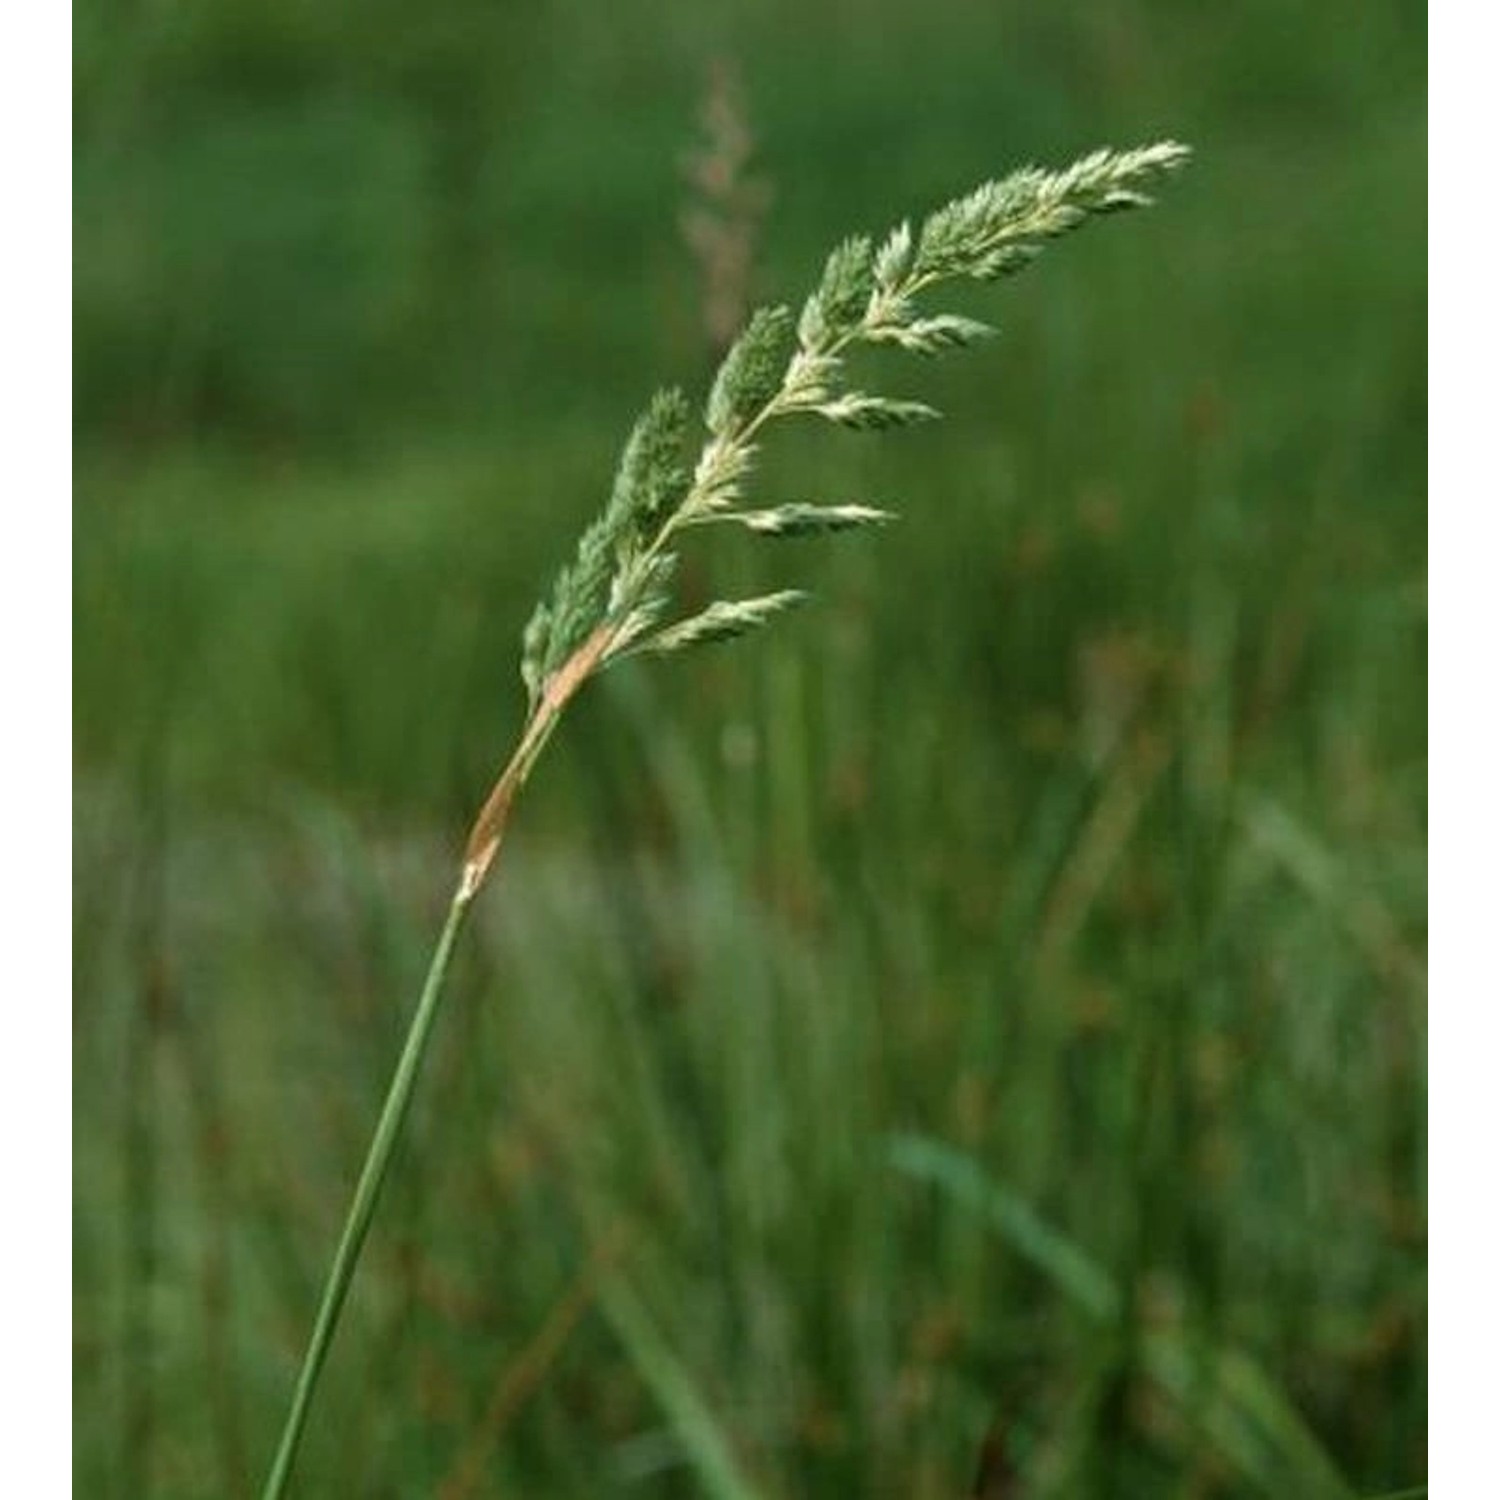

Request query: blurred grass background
[{"left": 73, "top": 1, "right": 1426, "bottom": 1495}]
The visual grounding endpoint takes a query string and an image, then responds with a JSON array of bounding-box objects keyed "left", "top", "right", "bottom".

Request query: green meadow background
[{"left": 73, "top": 2, "right": 1426, "bottom": 1495}]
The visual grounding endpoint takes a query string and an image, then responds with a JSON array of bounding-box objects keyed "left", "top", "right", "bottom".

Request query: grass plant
[{"left": 257, "top": 142, "right": 1190, "bottom": 1498}]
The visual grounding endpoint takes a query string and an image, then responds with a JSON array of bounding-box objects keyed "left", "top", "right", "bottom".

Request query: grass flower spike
[{"left": 463, "top": 140, "right": 1190, "bottom": 895}]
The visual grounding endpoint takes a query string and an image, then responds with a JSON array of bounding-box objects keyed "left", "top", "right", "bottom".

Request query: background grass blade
[
  {"left": 597, "top": 1273, "right": 764, "bottom": 1500},
  {"left": 890, "top": 1133, "right": 1357, "bottom": 1499}
]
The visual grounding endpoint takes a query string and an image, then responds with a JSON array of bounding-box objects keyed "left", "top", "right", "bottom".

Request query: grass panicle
[{"left": 511, "top": 143, "right": 1192, "bottom": 860}]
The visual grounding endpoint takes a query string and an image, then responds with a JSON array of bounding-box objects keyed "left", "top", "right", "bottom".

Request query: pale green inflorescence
[{"left": 519, "top": 141, "right": 1190, "bottom": 713}]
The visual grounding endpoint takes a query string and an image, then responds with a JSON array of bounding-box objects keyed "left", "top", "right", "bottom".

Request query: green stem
[{"left": 260, "top": 887, "right": 473, "bottom": 1500}]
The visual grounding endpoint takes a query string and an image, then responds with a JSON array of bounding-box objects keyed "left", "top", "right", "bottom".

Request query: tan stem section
[{"left": 459, "top": 623, "right": 616, "bottom": 900}]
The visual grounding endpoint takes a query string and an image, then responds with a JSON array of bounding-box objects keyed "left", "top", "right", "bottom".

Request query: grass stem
[{"left": 259, "top": 888, "right": 472, "bottom": 1500}]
